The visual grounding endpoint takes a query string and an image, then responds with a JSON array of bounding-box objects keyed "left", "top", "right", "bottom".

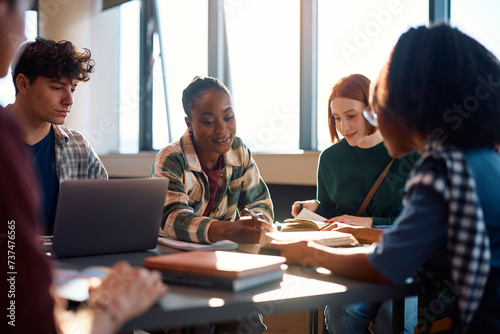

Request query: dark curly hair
[
  {"left": 373, "top": 25, "right": 500, "bottom": 150},
  {"left": 182, "top": 76, "right": 231, "bottom": 118},
  {"left": 12, "top": 37, "right": 95, "bottom": 94}
]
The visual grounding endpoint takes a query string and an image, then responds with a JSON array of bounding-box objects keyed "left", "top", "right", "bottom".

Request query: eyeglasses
[{"left": 363, "top": 110, "right": 378, "bottom": 127}]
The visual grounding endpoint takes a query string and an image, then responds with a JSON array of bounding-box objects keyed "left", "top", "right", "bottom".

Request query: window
[
  {"left": 0, "top": 10, "right": 38, "bottom": 107},
  {"left": 316, "top": 0, "right": 429, "bottom": 150},
  {"left": 153, "top": 0, "right": 208, "bottom": 150},
  {"left": 450, "top": 0, "right": 500, "bottom": 61},
  {"left": 118, "top": 0, "right": 141, "bottom": 153},
  {"left": 147, "top": 0, "right": 301, "bottom": 153},
  {"left": 224, "top": 0, "right": 301, "bottom": 152},
  {"left": 113, "top": 0, "right": 460, "bottom": 154}
]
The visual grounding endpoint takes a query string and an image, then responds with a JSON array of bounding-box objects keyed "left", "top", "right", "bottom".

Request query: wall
[
  {"left": 38, "top": 0, "right": 120, "bottom": 153},
  {"left": 100, "top": 150, "right": 320, "bottom": 185},
  {"left": 100, "top": 151, "right": 319, "bottom": 222}
]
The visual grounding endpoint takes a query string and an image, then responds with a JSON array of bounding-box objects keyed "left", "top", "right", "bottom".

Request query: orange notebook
[{"left": 144, "top": 250, "right": 286, "bottom": 279}]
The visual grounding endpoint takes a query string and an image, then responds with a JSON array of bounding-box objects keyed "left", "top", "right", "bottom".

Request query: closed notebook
[
  {"left": 144, "top": 250, "right": 286, "bottom": 279},
  {"left": 158, "top": 269, "right": 284, "bottom": 292}
]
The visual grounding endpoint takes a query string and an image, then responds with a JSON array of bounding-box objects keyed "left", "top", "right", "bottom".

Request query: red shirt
[
  {"left": 0, "top": 107, "right": 56, "bottom": 333},
  {"left": 200, "top": 155, "right": 223, "bottom": 216}
]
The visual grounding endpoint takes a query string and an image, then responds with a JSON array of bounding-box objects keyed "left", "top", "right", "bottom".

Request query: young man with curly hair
[{"left": 8, "top": 37, "right": 108, "bottom": 235}]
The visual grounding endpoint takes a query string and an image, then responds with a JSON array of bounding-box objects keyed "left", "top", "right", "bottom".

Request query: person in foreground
[
  {"left": 8, "top": 36, "right": 108, "bottom": 235},
  {"left": 273, "top": 24, "right": 500, "bottom": 334},
  {"left": 292, "top": 74, "right": 418, "bottom": 333},
  {"left": 151, "top": 76, "right": 274, "bottom": 245},
  {"left": 0, "top": 1, "right": 167, "bottom": 333}
]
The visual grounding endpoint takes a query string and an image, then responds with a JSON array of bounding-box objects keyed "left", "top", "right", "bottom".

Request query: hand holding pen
[
  {"left": 243, "top": 208, "right": 275, "bottom": 232},
  {"left": 208, "top": 208, "right": 274, "bottom": 244}
]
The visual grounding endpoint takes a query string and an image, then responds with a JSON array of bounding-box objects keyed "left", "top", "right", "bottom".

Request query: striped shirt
[
  {"left": 151, "top": 130, "right": 274, "bottom": 244},
  {"left": 53, "top": 125, "right": 108, "bottom": 180}
]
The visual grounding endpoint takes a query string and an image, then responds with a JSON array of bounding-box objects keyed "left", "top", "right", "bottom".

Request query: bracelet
[{"left": 89, "top": 302, "right": 120, "bottom": 324}]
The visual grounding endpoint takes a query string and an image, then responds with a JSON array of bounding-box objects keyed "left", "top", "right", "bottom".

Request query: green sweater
[{"left": 316, "top": 139, "right": 420, "bottom": 226}]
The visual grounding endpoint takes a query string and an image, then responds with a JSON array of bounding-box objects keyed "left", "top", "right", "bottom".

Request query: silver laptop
[{"left": 51, "top": 178, "right": 168, "bottom": 258}]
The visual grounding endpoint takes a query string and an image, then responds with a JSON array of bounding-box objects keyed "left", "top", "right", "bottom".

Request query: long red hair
[{"left": 327, "top": 74, "right": 375, "bottom": 143}]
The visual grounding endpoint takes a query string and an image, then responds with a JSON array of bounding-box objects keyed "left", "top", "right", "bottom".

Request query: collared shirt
[
  {"left": 53, "top": 125, "right": 108, "bottom": 181},
  {"left": 4, "top": 104, "right": 107, "bottom": 181},
  {"left": 151, "top": 130, "right": 274, "bottom": 244},
  {"left": 368, "top": 147, "right": 500, "bottom": 333}
]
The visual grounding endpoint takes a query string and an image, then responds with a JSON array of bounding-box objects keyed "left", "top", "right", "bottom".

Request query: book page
[
  {"left": 295, "top": 208, "right": 327, "bottom": 221},
  {"left": 282, "top": 208, "right": 329, "bottom": 230},
  {"left": 263, "top": 230, "right": 359, "bottom": 247}
]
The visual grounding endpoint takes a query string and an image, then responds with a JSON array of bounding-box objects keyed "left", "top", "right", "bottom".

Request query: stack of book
[{"left": 144, "top": 251, "right": 286, "bottom": 292}]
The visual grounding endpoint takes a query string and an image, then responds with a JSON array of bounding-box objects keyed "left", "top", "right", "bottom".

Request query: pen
[
  {"left": 244, "top": 208, "right": 275, "bottom": 232},
  {"left": 243, "top": 208, "right": 262, "bottom": 220}
]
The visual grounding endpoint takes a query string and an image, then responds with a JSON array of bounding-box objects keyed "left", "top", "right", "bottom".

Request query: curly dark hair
[
  {"left": 373, "top": 24, "right": 500, "bottom": 150},
  {"left": 12, "top": 37, "right": 95, "bottom": 94}
]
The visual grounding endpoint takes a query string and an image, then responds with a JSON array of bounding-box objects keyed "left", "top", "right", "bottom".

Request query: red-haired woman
[
  {"left": 291, "top": 74, "right": 419, "bottom": 333},
  {"left": 292, "top": 74, "right": 419, "bottom": 227}
]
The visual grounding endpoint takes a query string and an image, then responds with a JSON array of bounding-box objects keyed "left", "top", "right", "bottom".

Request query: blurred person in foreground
[{"left": 0, "top": 1, "right": 167, "bottom": 333}]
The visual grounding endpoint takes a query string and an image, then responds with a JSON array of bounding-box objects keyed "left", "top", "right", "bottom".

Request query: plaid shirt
[
  {"left": 406, "top": 141, "right": 491, "bottom": 332},
  {"left": 151, "top": 130, "right": 274, "bottom": 244},
  {"left": 53, "top": 125, "right": 108, "bottom": 180}
]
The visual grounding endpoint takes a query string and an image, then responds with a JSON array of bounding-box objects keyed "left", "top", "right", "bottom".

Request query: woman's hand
[
  {"left": 323, "top": 222, "right": 384, "bottom": 244},
  {"left": 325, "top": 214, "right": 373, "bottom": 227},
  {"left": 270, "top": 240, "right": 315, "bottom": 265},
  {"left": 208, "top": 216, "right": 274, "bottom": 244},
  {"left": 270, "top": 239, "right": 390, "bottom": 284},
  {"left": 291, "top": 200, "right": 319, "bottom": 217}
]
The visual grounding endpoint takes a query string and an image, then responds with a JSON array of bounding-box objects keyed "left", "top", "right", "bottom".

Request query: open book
[
  {"left": 278, "top": 208, "right": 330, "bottom": 231},
  {"left": 238, "top": 230, "right": 359, "bottom": 254}
]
